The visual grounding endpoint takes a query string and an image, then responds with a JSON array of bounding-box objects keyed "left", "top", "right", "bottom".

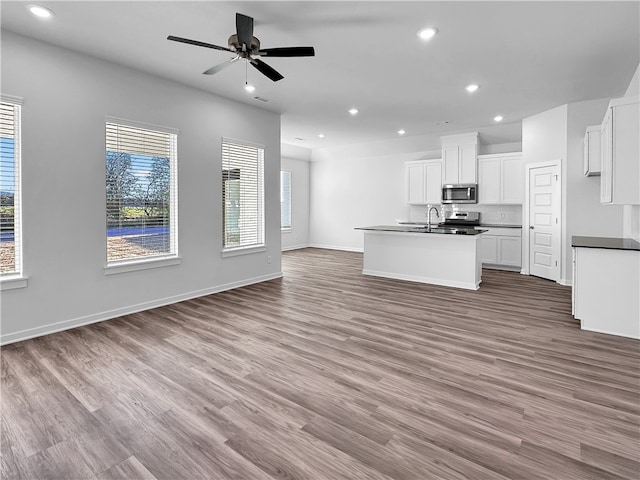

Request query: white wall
[
  {"left": 281, "top": 144, "right": 311, "bottom": 250},
  {"left": 0, "top": 32, "right": 282, "bottom": 344},
  {"left": 623, "top": 63, "right": 640, "bottom": 241},
  {"left": 522, "top": 105, "right": 568, "bottom": 281}
]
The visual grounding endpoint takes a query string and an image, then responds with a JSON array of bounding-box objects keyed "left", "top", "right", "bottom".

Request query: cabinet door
[
  {"left": 497, "top": 236, "right": 522, "bottom": 267},
  {"left": 479, "top": 235, "right": 498, "bottom": 264},
  {"left": 600, "top": 111, "right": 612, "bottom": 203},
  {"left": 478, "top": 157, "right": 501, "bottom": 204},
  {"left": 407, "top": 163, "right": 426, "bottom": 204},
  {"left": 442, "top": 146, "right": 459, "bottom": 184},
  {"left": 501, "top": 156, "right": 524, "bottom": 204},
  {"left": 459, "top": 144, "right": 477, "bottom": 184},
  {"left": 424, "top": 161, "right": 442, "bottom": 204}
]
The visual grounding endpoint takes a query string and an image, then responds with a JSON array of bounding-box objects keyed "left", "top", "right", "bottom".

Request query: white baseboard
[
  {"left": 0, "top": 272, "right": 283, "bottom": 346},
  {"left": 558, "top": 278, "right": 572, "bottom": 287},
  {"left": 282, "top": 243, "right": 310, "bottom": 252},
  {"left": 309, "top": 243, "right": 364, "bottom": 253}
]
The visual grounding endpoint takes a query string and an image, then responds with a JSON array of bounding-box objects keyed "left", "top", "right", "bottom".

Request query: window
[
  {"left": 222, "top": 139, "right": 264, "bottom": 250},
  {"left": 105, "top": 119, "right": 178, "bottom": 264},
  {"left": 281, "top": 170, "right": 291, "bottom": 231},
  {"left": 0, "top": 97, "right": 22, "bottom": 277}
]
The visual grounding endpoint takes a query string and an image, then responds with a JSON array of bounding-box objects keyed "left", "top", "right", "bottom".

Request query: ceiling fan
[{"left": 167, "top": 13, "right": 315, "bottom": 82}]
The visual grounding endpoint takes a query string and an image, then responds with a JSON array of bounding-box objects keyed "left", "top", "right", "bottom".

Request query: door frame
[{"left": 523, "top": 159, "right": 563, "bottom": 282}]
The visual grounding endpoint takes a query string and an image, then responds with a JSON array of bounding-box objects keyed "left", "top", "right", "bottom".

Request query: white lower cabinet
[
  {"left": 479, "top": 227, "right": 522, "bottom": 270},
  {"left": 573, "top": 247, "right": 639, "bottom": 339}
]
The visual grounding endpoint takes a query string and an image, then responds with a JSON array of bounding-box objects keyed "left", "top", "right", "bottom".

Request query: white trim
[
  {"left": 222, "top": 136, "right": 265, "bottom": 151},
  {"left": 309, "top": 243, "right": 364, "bottom": 253},
  {"left": 221, "top": 245, "right": 267, "bottom": 257},
  {"left": 477, "top": 152, "right": 523, "bottom": 160},
  {"left": 0, "top": 272, "right": 283, "bottom": 346},
  {"left": 363, "top": 269, "right": 479, "bottom": 290},
  {"left": 559, "top": 278, "right": 572, "bottom": 287},
  {"left": 282, "top": 243, "right": 310, "bottom": 252},
  {"left": 104, "top": 255, "right": 181, "bottom": 275},
  {"left": 0, "top": 94, "right": 23, "bottom": 105},
  {"left": 0, "top": 275, "right": 28, "bottom": 290},
  {"left": 105, "top": 115, "right": 179, "bottom": 135},
  {"left": 523, "top": 159, "right": 563, "bottom": 282}
]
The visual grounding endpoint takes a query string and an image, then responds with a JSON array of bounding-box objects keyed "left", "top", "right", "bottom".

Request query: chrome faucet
[{"left": 427, "top": 206, "right": 439, "bottom": 228}]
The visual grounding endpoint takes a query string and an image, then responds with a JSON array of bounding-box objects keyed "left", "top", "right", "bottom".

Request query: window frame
[
  {"left": 103, "top": 116, "right": 180, "bottom": 274},
  {"left": 0, "top": 95, "right": 27, "bottom": 290},
  {"left": 280, "top": 170, "right": 292, "bottom": 232},
  {"left": 221, "top": 137, "right": 266, "bottom": 256}
]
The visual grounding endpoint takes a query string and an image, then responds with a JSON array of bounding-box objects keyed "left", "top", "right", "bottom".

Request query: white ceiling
[{"left": 2, "top": 1, "right": 638, "bottom": 150}]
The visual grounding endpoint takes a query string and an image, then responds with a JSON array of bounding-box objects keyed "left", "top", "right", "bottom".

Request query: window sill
[
  {"left": 281, "top": 228, "right": 292, "bottom": 234},
  {"left": 104, "top": 255, "right": 181, "bottom": 275},
  {"left": 221, "top": 245, "right": 267, "bottom": 258},
  {"left": 1, "top": 275, "right": 29, "bottom": 291}
]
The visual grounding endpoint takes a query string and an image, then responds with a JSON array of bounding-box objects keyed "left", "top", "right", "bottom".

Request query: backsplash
[{"left": 407, "top": 204, "right": 523, "bottom": 225}]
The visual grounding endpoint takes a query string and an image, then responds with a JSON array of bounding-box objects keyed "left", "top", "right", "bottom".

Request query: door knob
[{"left": 529, "top": 226, "right": 534, "bottom": 229}]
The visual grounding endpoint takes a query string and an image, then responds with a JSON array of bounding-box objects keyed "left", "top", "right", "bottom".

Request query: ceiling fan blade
[
  {"left": 167, "top": 35, "right": 233, "bottom": 52},
  {"left": 236, "top": 13, "right": 254, "bottom": 52},
  {"left": 203, "top": 56, "right": 240, "bottom": 75},
  {"left": 250, "top": 58, "right": 284, "bottom": 82},
  {"left": 258, "top": 47, "right": 315, "bottom": 57}
]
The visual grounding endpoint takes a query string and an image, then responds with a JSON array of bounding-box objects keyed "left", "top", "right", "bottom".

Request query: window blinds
[
  {"left": 222, "top": 139, "right": 264, "bottom": 249},
  {"left": 105, "top": 121, "right": 178, "bottom": 263},
  {"left": 0, "top": 99, "right": 22, "bottom": 275},
  {"left": 281, "top": 170, "right": 291, "bottom": 230}
]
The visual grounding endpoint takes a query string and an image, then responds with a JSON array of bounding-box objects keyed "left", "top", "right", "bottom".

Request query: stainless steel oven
[{"left": 442, "top": 184, "right": 477, "bottom": 204}]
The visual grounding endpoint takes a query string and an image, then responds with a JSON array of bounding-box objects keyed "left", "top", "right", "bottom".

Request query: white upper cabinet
[
  {"left": 478, "top": 153, "right": 524, "bottom": 204},
  {"left": 600, "top": 96, "right": 639, "bottom": 205},
  {"left": 406, "top": 159, "right": 442, "bottom": 205},
  {"left": 441, "top": 132, "right": 478, "bottom": 184},
  {"left": 583, "top": 125, "right": 601, "bottom": 176}
]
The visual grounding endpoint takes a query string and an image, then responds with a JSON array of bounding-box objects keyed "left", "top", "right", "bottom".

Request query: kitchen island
[{"left": 356, "top": 225, "right": 486, "bottom": 290}]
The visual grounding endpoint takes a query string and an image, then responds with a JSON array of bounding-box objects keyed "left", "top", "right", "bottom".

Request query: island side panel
[{"left": 361, "top": 231, "right": 482, "bottom": 290}]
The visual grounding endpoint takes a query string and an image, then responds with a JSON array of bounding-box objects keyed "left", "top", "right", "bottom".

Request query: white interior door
[{"left": 528, "top": 164, "right": 561, "bottom": 281}]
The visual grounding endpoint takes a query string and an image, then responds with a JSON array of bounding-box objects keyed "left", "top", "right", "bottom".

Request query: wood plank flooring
[{"left": 2, "top": 247, "right": 639, "bottom": 479}]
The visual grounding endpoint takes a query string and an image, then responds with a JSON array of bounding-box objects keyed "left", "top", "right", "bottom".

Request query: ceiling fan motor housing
[{"left": 228, "top": 34, "right": 261, "bottom": 56}]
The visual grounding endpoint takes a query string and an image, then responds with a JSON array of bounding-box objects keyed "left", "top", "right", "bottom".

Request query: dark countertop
[
  {"left": 480, "top": 224, "right": 522, "bottom": 228},
  {"left": 399, "top": 222, "right": 522, "bottom": 228},
  {"left": 572, "top": 236, "right": 640, "bottom": 251},
  {"left": 357, "top": 225, "right": 487, "bottom": 236}
]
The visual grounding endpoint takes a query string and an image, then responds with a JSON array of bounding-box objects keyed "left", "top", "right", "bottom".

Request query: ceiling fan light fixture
[
  {"left": 465, "top": 83, "right": 480, "bottom": 93},
  {"left": 348, "top": 108, "right": 358, "bottom": 116},
  {"left": 27, "top": 4, "right": 54, "bottom": 18},
  {"left": 417, "top": 27, "right": 438, "bottom": 41},
  {"left": 244, "top": 83, "right": 256, "bottom": 93}
]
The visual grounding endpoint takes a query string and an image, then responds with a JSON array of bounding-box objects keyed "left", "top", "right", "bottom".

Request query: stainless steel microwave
[{"left": 442, "top": 184, "right": 477, "bottom": 204}]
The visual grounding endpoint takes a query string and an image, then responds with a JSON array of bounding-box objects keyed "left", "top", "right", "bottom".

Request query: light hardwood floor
[{"left": 2, "top": 248, "right": 639, "bottom": 479}]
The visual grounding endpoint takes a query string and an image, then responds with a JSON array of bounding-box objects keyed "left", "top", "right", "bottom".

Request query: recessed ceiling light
[
  {"left": 318, "top": 133, "right": 325, "bottom": 138},
  {"left": 418, "top": 27, "right": 438, "bottom": 41},
  {"left": 27, "top": 4, "right": 54, "bottom": 18},
  {"left": 397, "top": 129, "right": 406, "bottom": 135},
  {"left": 494, "top": 115, "right": 504, "bottom": 122},
  {"left": 244, "top": 83, "right": 256, "bottom": 93},
  {"left": 348, "top": 108, "right": 358, "bottom": 116},
  {"left": 465, "top": 84, "right": 480, "bottom": 93}
]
